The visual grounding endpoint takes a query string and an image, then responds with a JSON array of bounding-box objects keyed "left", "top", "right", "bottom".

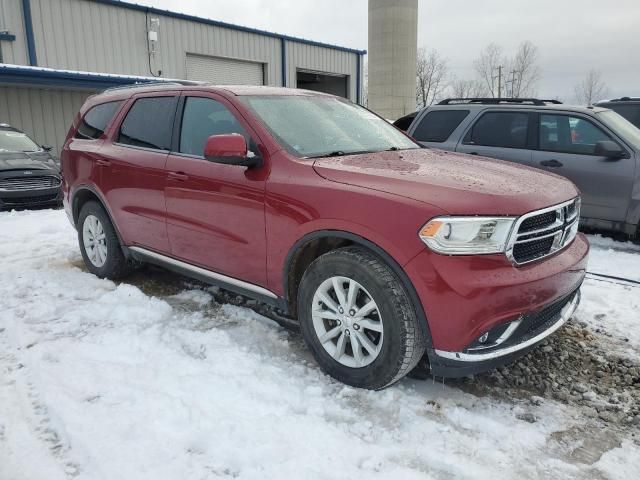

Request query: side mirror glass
[
  {"left": 594, "top": 140, "right": 625, "bottom": 159},
  {"left": 203, "top": 134, "right": 261, "bottom": 168}
]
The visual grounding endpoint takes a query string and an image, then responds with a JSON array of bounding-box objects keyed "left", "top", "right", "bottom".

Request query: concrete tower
[{"left": 367, "top": 0, "right": 418, "bottom": 120}]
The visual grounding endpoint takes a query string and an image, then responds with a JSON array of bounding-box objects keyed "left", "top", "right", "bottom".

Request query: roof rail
[
  {"left": 608, "top": 96, "right": 640, "bottom": 102},
  {"left": 438, "top": 98, "right": 562, "bottom": 106},
  {"left": 102, "top": 80, "right": 206, "bottom": 93}
]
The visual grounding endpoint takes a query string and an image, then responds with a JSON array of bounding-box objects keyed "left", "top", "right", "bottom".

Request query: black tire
[
  {"left": 77, "top": 201, "right": 134, "bottom": 279},
  {"left": 298, "top": 246, "right": 427, "bottom": 390}
]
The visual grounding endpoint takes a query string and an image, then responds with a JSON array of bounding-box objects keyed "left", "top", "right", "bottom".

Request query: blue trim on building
[
  {"left": 90, "top": 0, "right": 366, "bottom": 55},
  {"left": 21, "top": 0, "right": 38, "bottom": 66},
  {"left": 0, "top": 33, "right": 17, "bottom": 42},
  {"left": 281, "top": 38, "right": 287, "bottom": 87},
  {"left": 0, "top": 65, "right": 168, "bottom": 90}
]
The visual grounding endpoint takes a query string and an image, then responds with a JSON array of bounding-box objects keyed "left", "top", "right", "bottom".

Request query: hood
[
  {"left": 313, "top": 148, "right": 579, "bottom": 216},
  {"left": 0, "top": 151, "right": 59, "bottom": 173}
]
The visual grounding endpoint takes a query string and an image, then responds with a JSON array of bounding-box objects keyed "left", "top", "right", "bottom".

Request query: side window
[
  {"left": 413, "top": 110, "right": 469, "bottom": 142},
  {"left": 75, "top": 101, "right": 122, "bottom": 140},
  {"left": 464, "top": 112, "right": 529, "bottom": 148},
  {"left": 539, "top": 114, "right": 612, "bottom": 155},
  {"left": 179, "top": 97, "right": 249, "bottom": 157},
  {"left": 118, "top": 97, "right": 177, "bottom": 151}
]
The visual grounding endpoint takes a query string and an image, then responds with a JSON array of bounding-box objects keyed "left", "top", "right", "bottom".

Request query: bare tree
[
  {"left": 506, "top": 41, "right": 540, "bottom": 97},
  {"left": 574, "top": 70, "right": 609, "bottom": 105},
  {"left": 473, "top": 43, "right": 504, "bottom": 97},
  {"left": 416, "top": 48, "right": 449, "bottom": 107},
  {"left": 449, "top": 78, "right": 488, "bottom": 98}
]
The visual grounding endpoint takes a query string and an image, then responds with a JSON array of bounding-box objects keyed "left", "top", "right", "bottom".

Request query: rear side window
[
  {"left": 606, "top": 104, "right": 640, "bottom": 129},
  {"left": 75, "top": 101, "right": 122, "bottom": 140},
  {"left": 412, "top": 110, "right": 469, "bottom": 142},
  {"left": 118, "top": 97, "right": 177, "bottom": 150},
  {"left": 464, "top": 112, "right": 529, "bottom": 149}
]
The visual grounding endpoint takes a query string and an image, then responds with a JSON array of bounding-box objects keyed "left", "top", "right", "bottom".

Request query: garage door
[{"left": 186, "top": 54, "right": 264, "bottom": 85}]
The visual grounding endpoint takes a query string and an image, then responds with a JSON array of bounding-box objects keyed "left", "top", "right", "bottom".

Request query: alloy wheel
[{"left": 82, "top": 214, "right": 108, "bottom": 267}]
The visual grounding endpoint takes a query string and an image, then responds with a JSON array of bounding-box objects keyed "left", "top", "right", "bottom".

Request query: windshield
[
  {"left": 597, "top": 110, "right": 640, "bottom": 150},
  {"left": 240, "top": 95, "right": 420, "bottom": 158},
  {"left": 0, "top": 130, "right": 41, "bottom": 153}
]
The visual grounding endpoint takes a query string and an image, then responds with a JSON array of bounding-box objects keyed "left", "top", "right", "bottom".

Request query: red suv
[{"left": 61, "top": 83, "right": 589, "bottom": 390}]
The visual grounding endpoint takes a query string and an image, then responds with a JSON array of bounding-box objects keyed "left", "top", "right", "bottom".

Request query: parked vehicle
[
  {"left": 0, "top": 124, "right": 61, "bottom": 210},
  {"left": 595, "top": 97, "right": 640, "bottom": 129},
  {"left": 61, "top": 84, "right": 588, "bottom": 389},
  {"left": 404, "top": 98, "right": 640, "bottom": 239},
  {"left": 392, "top": 111, "right": 417, "bottom": 131}
]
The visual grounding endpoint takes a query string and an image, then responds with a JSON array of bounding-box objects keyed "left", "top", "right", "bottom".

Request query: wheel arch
[
  {"left": 283, "top": 230, "right": 433, "bottom": 348},
  {"left": 71, "top": 185, "right": 126, "bottom": 249}
]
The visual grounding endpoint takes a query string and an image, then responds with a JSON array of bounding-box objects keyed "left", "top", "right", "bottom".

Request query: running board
[{"left": 128, "top": 246, "right": 281, "bottom": 307}]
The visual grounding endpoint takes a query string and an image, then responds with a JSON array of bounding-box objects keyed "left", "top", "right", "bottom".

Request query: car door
[
  {"left": 164, "top": 93, "right": 267, "bottom": 287},
  {"left": 455, "top": 110, "right": 533, "bottom": 165},
  {"left": 99, "top": 93, "right": 178, "bottom": 252},
  {"left": 531, "top": 113, "right": 634, "bottom": 222}
]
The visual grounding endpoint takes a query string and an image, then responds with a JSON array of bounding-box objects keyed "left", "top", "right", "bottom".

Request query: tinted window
[
  {"left": 179, "top": 97, "right": 249, "bottom": 156},
  {"left": 539, "top": 114, "right": 612, "bottom": 155},
  {"left": 118, "top": 97, "right": 177, "bottom": 150},
  {"left": 605, "top": 104, "right": 640, "bottom": 129},
  {"left": 465, "top": 112, "right": 529, "bottom": 148},
  {"left": 76, "top": 101, "right": 122, "bottom": 140},
  {"left": 392, "top": 112, "right": 417, "bottom": 132},
  {"left": 413, "top": 110, "right": 469, "bottom": 142}
]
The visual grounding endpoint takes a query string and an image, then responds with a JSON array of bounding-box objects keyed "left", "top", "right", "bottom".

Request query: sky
[{"left": 137, "top": 0, "right": 640, "bottom": 101}]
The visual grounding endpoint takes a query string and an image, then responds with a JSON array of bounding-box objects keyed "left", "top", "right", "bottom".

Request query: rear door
[
  {"left": 100, "top": 93, "right": 179, "bottom": 252},
  {"left": 164, "top": 92, "right": 268, "bottom": 287},
  {"left": 531, "top": 112, "right": 634, "bottom": 222},
  {"left": 455, "top": 110, "right": 534, "bottom": 165}
]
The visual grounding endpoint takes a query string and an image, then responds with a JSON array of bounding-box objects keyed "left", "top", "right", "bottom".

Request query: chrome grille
[
  {"left": 507, "top": 198, "right": 581, "bottom": 265},
  {"left": 0, "top": 175, "right": 60, "bottom": 191}
]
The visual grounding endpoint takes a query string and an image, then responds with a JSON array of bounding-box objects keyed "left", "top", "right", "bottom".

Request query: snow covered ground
[{"left": 1, "top": 209, "right": 639, "bottom": 480}]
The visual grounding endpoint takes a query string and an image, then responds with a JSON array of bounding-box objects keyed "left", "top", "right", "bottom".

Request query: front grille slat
[
  {"left": 0, "top": 175, "right": 60, "bottom": 191},
  {"left": 509, "top": 198, "right": 580, "bottom": 265}
]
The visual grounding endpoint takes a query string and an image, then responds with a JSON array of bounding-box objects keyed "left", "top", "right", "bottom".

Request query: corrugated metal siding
[
  {"left": 287, "top": 42, "right": 358, "bottom": 101},
  {"left": 186, "top": 54, "right": 264, "bottom": 85},
  {"left": 0, "top": 86, "right": 93, "bottom": 155},
  {"left": 0, "top": 0, "right": 29, "bottom": 64},
  {"left": 28, "top": 0, "right": 283, "bottom": 85}
]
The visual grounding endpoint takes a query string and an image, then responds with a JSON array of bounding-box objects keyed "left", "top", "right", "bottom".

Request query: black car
[
  {"left": 0, "top": 124, "right": 62, "bottom": 210},
  {"left": 595, "top": 97, "right": 640, "bottom": 129}
]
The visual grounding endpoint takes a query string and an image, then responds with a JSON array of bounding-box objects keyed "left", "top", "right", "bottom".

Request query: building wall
[
  {"left": 368, "top": 0, "right": 418, "bottom": 119},
  {"left": 0, "top": 85, "right": 93, "bottom": 155},
  {"left": 0, "top": 0, "right": 29, "bottom": 64}
]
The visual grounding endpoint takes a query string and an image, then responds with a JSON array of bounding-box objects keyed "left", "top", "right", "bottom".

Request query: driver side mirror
[
  {"left": 204, "top": 134, "right": 262, "bottom": 168},
  {"left": 42, "top": 144, "right": 53, "bottom": 152},
  {"left": 594, "top": 140, "right": 626, "bottom": 159}
]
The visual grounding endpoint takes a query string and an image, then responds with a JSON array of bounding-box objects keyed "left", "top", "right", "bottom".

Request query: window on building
[
  {"left": 464, "top": 112, "right": 529, "bottom": 149},
  {"left": 539, "top": 114, "right": 613, "bottom": 155},
  {"left": 179, "top": 97, "right": 249, "bottom": 157},
  {"left": 76, "top": 101, "right": 123, "bottom": 140},
  {"left": 412, "top": 110, "right": 469, "bottom": 142},
  {"left": 118, "top": 97, "right": 177, "bottom": 150}
]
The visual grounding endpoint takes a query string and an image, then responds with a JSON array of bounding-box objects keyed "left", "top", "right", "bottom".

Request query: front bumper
[
  {"left": 403, "top": 232, "right": 589, "bottom": 377},
  {"left": 0, "top": 170, "right": 62, "bottom": 210},
  {"left": 428, "top": 290, "right": 580, "bottom": 377},
  {"left": 0, "top": 186, "right": 62, "bottom": 209}
]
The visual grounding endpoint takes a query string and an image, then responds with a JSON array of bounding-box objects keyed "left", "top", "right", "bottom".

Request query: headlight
[{"left": 419, "top": 217, "right": 516, "bottom": 254}]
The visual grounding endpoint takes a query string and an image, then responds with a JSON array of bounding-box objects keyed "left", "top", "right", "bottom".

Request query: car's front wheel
[
  {"left": 78, "top": 201, "right": 134, "bottom": 279},
  {"left": 298, "top": 246, "right": 426, "bottom": 390}
]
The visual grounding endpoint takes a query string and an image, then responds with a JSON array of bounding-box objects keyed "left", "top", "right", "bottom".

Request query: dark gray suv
[{"left": 402, "top": 98, "right": 640, "bottom": 239}]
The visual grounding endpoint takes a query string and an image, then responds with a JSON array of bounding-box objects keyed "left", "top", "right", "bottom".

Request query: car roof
[
  {"left": 425, "top": 102, "right": 609, "bottom": 115},
  {"left": 596, "top": 97, "right": 640, "bottom": 105}
]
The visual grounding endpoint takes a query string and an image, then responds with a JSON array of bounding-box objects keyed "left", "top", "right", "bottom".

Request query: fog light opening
[{"left": 478, "top": 332, "right": 489, "bottom": 344}]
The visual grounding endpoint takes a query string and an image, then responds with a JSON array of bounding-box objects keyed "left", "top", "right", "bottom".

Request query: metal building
[
  {"left": 0, "top": 0, "right": 365, "bottom": 154},
  {"left": 367, "top": 0, "right": 418, "bottom": 120}
]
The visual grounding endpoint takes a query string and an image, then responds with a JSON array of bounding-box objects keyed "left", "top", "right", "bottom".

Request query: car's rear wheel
[
  {"left": 298, "top": 246, "right": 426, "bottom": 390},
  {"left": 78, "top": 201, "right": 134, "bottom": 279}
]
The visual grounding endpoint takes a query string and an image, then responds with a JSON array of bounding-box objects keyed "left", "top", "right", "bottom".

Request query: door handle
[
  {"left": 540, "top": 159, "right": 563, "bottom": 168},
  {"left": 168, "top": 171, "right": 189, "bottom": 181},
  {"left": 96, "top": 159, "right": 111, "bottom": 167}
]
